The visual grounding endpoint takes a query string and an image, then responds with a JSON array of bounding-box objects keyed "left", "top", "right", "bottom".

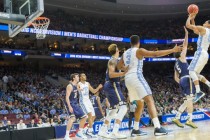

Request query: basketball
[{"left": 188, "top": 4, "right": 199, "bottom": 14}]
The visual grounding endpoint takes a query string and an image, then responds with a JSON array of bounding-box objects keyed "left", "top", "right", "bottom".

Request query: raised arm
[
  {"left": 89, "top": 83, "right": 103, "bottom": 94},
  {"left": 136, "top": 45, "right": 182, "bottom": 58},
  {"left": 180, "top": 26, "right": 188, "bottom": 59},
  {"left": 186, "top": 13, "right": 206, "bottom": 35}
]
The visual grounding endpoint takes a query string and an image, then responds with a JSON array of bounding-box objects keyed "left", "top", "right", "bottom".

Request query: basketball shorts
[
  {"left": 94, "top": 107, "right": 103, "bottom": 120},
  {"left": 188, "top": 49, "right": 208, "bottom": 73},
  {"left": 79, "top": 99, "right": 95, "bottom": 116},
  {"left": 180, "top": 76, "right": 195, "bottom": 95},
  {"left": 104, "top": 81, "right": 126, "bottom": 109},
  {"left": 125, "top": 72, "right": 152, "bottom": 102},
  {"left": 65, "top": 103, "right": 86, "bottom": 119}
]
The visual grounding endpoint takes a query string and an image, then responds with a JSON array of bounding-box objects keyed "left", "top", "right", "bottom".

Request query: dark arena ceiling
[{"left": 45, "top": 0, "right": 210, "bottom": 19}]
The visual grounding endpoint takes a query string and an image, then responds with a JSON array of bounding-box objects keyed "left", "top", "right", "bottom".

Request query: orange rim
[{"left": 28, "top": 17, "right": 50, "bottom": 27}]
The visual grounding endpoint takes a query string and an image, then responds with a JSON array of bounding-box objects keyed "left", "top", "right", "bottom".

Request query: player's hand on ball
[
  {"left": 173, "top": 44, "right": 182, "bottom": 52},
  {"left": 189, "top": 13, "right": 197, "bottom": 20}
]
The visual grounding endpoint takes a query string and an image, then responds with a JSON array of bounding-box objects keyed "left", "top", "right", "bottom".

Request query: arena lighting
[
  {"left": 0, "top": 50, "right": 26, "bottom": 56},
  {"left": 0, "top": 24, "right": 199, "bottom": 44},
  {"left": 0, "top": 49, "right": 207, "bottom": 61},
  {"left": 51, "top": 52, "right": 207, "bottom": 62}
]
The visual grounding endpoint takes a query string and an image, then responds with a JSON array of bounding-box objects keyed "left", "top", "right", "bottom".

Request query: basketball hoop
[{"left": 31, "top": 17, "right": 50, "bottom": 39}]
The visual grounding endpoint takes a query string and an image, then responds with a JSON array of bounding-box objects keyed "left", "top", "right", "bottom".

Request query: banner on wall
[
  {"left": 0, "top": 24, "right": 199, "bottom": 44},
  {"left": 162, "top": 111, "right": 210, "bottom": 123}
]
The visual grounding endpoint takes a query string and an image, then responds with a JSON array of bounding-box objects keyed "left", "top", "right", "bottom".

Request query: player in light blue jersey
[
  {"left": 186, "top": 13, "right": 210, "bottom": 102},
  {"left": 117, "top": 35, "right": 182, "bottom": 136}
]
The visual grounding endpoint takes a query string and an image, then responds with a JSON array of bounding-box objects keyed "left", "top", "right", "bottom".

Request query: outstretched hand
[{"left": 173, "top": 44, "right": 183, "bottom": 52}]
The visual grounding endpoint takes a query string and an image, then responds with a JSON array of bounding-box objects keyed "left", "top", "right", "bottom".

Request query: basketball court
[
  {"left": 53, "top": 120, "right": 210, "bottom": 140},
  {"left": 0, "top": 1, "right": 209, "bottom": 140}
]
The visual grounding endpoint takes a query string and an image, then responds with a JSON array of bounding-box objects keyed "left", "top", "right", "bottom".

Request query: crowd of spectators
[
  {"left": 1, "top": 62, "right": 210, "bottom": 130},
  {"left": 0, "top": 2, "right": 210, "bottom": 133},
  {"left": 44, "top": 9, "right": 210, "bottom": 39},
  {"left": 0, "top": 7, "right": 207, "bottom": 56}
]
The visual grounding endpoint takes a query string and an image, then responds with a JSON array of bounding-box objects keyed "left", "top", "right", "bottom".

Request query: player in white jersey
[
  {"left": 117, "top": 35, "right": 182, "bottom": 136},
  {"left": 78, "top": 73, "right": 103, "bottom": 137},
  {"left": 186, "top": 13, "right": 210, "bottom": 102}
]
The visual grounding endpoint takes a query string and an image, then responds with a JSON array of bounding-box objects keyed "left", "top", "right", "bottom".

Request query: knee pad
[
  {"left": 197, "top": 74, "right": 204, "bottom": 81},
  {"left": 105, "top": 109, "right": 118, "bottom": 122},
  {"left": 115, "top": 105, "right": 128, "bottom": 121},
  {"left": 189, "top": 71, "right": 199, "bottom": 82}
]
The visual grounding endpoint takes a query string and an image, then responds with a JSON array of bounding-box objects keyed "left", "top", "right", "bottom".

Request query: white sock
[
  {"left": 112, "top": 123, "right": 120, "bottom": 134},
  {"left": 195, "top": 85, "right": 200, "bottom": 93},
  {"left": 152, "top": 117, "right": 161, "bottom": 128},
  {"left": 134, "top": 121, "right": 139, "bottom": 130},
  {"left": 188, "top": 113, "right": 193, "bottom": 121},
  {"left": 205, "top": 81, "right": 210, "bottom": 87},
  {"left": 99, "top": 124, "right": 108, "bottom": 132},
  {"left": 175, "top": 112, "right": 181, "bottom": 119},
  {"left": 65, "top": 130, "right": 70, "bottom": 136}
]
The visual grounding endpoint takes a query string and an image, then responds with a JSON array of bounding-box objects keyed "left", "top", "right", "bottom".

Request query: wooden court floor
[{"left": 54, "top": 120, "right": 210, "bottom": 140}]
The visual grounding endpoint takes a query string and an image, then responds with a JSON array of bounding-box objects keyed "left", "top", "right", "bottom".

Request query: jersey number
[
  {"left": 90, "top": 98, "right": 95, "bottom": 105},
  {"left": 176, "top": 63, "right": 181, "bottom": 73},
  {"left": 74, "top": 92, "right": 77, "bottom": 98}
]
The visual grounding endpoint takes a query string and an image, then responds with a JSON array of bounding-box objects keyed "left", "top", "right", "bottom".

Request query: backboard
[{"left": 3, "top": 0, "right": 44, "bottom": 37}]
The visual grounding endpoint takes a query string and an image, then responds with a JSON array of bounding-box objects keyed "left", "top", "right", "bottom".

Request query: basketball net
[{"left": 31, "top": 17, "right": 50, "bottom": 39}]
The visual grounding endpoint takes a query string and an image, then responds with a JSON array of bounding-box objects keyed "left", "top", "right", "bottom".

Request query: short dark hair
[
  {"left": 173, "top": 52, "right": 181, "bottom": 58},
  {"left": 130, "top": 35, "right": 140, "bottom": 46},
  {"left": 70, "top": 73, "right": 79, "bottom": 81},
  {"left": 108, "top": 44, "right": 117, "bottom": 55},
  {"left": 79, "top": 73, "right": 85, "bottom": 77}
]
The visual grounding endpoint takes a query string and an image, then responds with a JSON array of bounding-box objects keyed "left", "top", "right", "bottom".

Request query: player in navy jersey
[
  {"left": 64, "top": 73, "right": 87, "bottom": 140},
  {"left": 90, "top": 91, "right": 105, "bottom": 120},
  {"left": 172, "top": 27, "right": 198, "bottom": 128},
  {"left": 98, "top": 44, "right": 128, "bottom": 139}
]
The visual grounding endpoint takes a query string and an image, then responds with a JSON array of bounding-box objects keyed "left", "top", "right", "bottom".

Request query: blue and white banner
[
  {"left": 162, "top": 111, "right": 210, "bottom": 123},
  {"left": 93, "top": 118, "right": 150, "bottom": 133},
  {"left": 0, "top": 24, "right": 199, "bottom": 44},
  {"left": 0, "top": 49, "right": 26, "bottom": 56},
  {"left": 51, "top": 52, "right": 209, "bottom": 61}
]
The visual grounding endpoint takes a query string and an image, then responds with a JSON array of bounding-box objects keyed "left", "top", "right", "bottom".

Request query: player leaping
[
  {"left": 186, "top": 13, "right": 210, "bottom": 102},
  {"left": 172, "top": 27, "right": 197, "bottom": 128}
]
